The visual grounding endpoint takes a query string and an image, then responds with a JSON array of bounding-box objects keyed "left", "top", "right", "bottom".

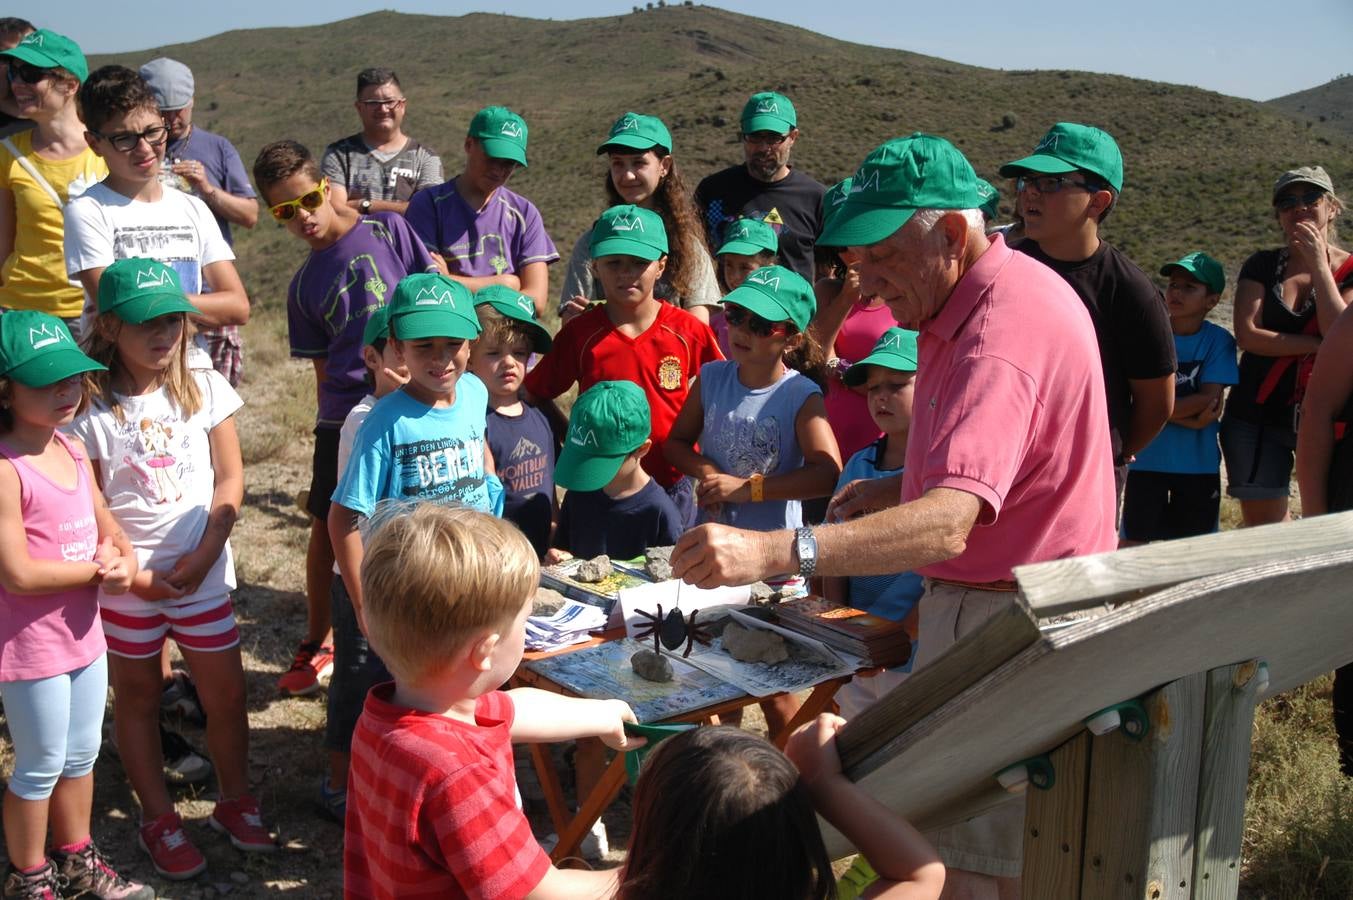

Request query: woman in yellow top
[{"left": 0, "top": 30, "right": 106, "bottom": 336}]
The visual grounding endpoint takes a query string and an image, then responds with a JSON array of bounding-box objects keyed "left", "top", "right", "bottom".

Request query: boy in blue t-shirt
[
  {"left": 471, "top": 285, "right": 557, "bottom": 559},
  {"left": 547, "top": 381, "right": 683, "bottom": 563},
  {"left": 1122, "top": 253, "right": 1239, "bottom": 543}
]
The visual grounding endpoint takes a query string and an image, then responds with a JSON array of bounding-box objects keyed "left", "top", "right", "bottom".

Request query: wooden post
[
  {"left": 1191, "top": 661, "right": 1261, "bottom": 899},
  {"left": 1079, "top": 674, "right": 1206, "bottom": 900},
  {"left": 1022, "top": 731, "right": 1090, "bottom": 897}
]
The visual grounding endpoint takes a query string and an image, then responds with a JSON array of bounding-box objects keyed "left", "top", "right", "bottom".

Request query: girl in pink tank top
[{"left": 0, "top": 310, "right": 147, "bottom": 896}]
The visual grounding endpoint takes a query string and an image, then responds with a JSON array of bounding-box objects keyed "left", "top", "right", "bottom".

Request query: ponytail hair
[
  {"left": 82, "top": 313, "right": 202, "bottom": 423},
  {"left": 785, "top": 325, "right": 829, "bottom": 392}
]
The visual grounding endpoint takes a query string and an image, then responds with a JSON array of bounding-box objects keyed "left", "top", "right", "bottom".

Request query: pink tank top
[
  {"left": 0, "top": 432, "right": 106, "bottom": 681},
  {"left": 825, "top": 300, "right": 896, "bottom": 460}
]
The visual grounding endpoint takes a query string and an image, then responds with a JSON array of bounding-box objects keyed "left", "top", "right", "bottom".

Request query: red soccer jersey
[
  {"left": 344, "top": 686, "right": 550, "bottom": 900},
  {"left": 524, "top": 302, "right": 723, "bottom": 487}
]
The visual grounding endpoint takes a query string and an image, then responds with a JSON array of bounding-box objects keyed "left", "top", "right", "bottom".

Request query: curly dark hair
[
  {"left": 604, "top": 151, "right": 704, "bottom": 302},
  {"left": 77, "top": 65, "right": 158, "bottom": 133}
]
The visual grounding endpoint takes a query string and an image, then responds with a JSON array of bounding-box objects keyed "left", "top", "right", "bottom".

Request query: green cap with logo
[
  {"left": 1160, "top": 251, "right": 1225, "bottom": 295},
  {"left": 843, "top": 327, "right": 920, "bottom": 386},
  {"left": 468, "top": 106, "right": 529, "bottom": 167},
  {"left": 97, "top": 258, "right": 201, "bottom": 324},
  {"left": 999, "top": 122, "right": 1124, "bottom": 193},
  {"left": 740, "top": 91, "right": 796, "bottom": 135},
  {"left": 590, "top": 205, "right": 669, "bottom": 261},
  {"left": 723, "top": 265, "right": 816, "bottom": 333},
  {"left": 975, "top": 178, "right": 1000, "bottom": 221},
  {"left": 0, "top": 29, "right": 88, "bottom": 84},
  {"left": 819, "top": 133, "right": 983, "bottom": 247},
  {"left": 361, "top": 305, "right": 391, "bottom": 348},
  {"left": 597, "top": 112, "right": 672, "bottom": 156},
  {"left": 716, "top": 217, "right": 778, "bottom": 257},
  {"left": 473, "top": 285, "right": 553, "bottom": 352},
  {"left": 555, "top": 381, "right": 652, "bottom": 492},
  {"left": 0, "top": 310, "right": 105, "bottom": 387},
  {"left": 818, "top": 178, "right": 853, "bottom": 247},
  {"left": 386, "top": 273, "right": 481, "bottom": 341}
]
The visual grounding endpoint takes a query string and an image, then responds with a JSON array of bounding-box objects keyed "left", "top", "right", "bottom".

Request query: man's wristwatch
[
  {"left": 359, "top": 198, "right": 372, "bottom": 214},
  {"left": 794, "top": 527, "right": 818, "bottom": 579}
]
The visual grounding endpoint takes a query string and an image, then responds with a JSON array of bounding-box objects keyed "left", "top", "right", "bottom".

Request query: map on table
[
  {"left": 677, "top": 610, "right": 864, "bottom": 697},
  {"left": 540, "top": 558, "right": 650, "bottom": 619},
  {"left": 524, "top": 637, "right": 745, "bottom": 722}
]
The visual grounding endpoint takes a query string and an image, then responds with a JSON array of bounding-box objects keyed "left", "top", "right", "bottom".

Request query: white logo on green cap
[
  {"left": 414, "top": 286, "right": 454, "bottom": 307},
  {"left": 755, "top": 99, "right": 779, "bottom": 114},
  {"left": 571, "top": 428, "right": 598, "bottom": 448},
  {"left": 1035, "top": 133, "right": 1062, "bottom": 153},
  {"left": 500, "top": 121, "right": 523, "bottom": 138},
  {"left": 23, "top": 33, "right": 41, "bottom": 47},
  {"left": 880, "top": 332, "right": 905, "bottom": 349},
  {"left": 612, "top": 213, "right": 645, "bottom": 233},
  {"left": 852, "top": 169, "right": 882, "bottom": 194},
  {"left": 747, "top": 270, "right": 781, "bottom": 290},
  {"left": 29, "top": 322, "right": 64, "bottom": 350},
  {"left": 729, "top": 223, "right": 751, "bottom": 240},
  {"left": 617, "top": 117, "right": 639, "bottom": 132},
  {"left": 135, "top": 267, "right": 172, "bottom": 289},
  {"left": 515, "top": 295, "right": 534, "bottom": 315}
]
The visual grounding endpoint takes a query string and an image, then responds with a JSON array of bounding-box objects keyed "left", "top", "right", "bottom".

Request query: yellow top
[{"left": 0, "top": 131, "right": 107, "bottom": 318}]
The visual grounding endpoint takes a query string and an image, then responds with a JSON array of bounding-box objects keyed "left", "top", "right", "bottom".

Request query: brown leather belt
[{"left": 927, "top": 576, "right": 1019, "bottom": 593}]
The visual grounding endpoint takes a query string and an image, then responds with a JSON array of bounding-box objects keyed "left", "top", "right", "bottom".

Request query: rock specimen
[
  {"left": 532, "top": 587, "right": 568, "bottom": 616},
  {"left": 721, "top": 620, "right": 788, "bottom": 664},
  {"left": 574, "top": 555, "right": 612, "bottom": 583},
  {"left": 631, "top": 649, "right": 674, "bottom": 682}
]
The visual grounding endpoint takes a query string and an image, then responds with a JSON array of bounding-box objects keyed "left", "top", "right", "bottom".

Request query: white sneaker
[{"left": 579, "top": 817, "right": 609, "bottom": 859}]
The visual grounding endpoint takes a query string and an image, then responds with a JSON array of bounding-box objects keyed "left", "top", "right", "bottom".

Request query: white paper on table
[
  {"left": 618, "top": 580, "right": 751, "bottom": 641},
  {"left": 675, "top": 610, "right": 865, "bottom": 697}
]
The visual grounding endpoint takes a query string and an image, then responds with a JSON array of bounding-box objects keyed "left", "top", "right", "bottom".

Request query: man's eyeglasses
[
  {"left": 1275, "top": 190, "right": 1325, "bottom": 212},
  {"left": 1016, "top": 175, "right": 1099, "bottom": 194},
  {"left": 358, "top": 98, "right": 405, "bottom": 111},
  {"left": 723, "top": 303, "right": 789, "bottom": 337},
  {"left": 90, "top": 125, "right": 170, "bottom": 153},
  {"left": 5, "top": 61, "right": 51, "bottom": 85},
  {"left": 269, "top": 178, "right": 328, "bottom": 221},
  {"left": 740, "top": 132, "right": 789, "bottom": 148}
]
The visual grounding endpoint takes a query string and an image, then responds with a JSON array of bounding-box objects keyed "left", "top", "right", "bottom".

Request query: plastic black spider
[{"left": 634, "top": 604, "right": 713, "bottom": 658}]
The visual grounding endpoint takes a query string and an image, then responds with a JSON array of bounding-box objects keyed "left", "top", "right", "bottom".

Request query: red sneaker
[
  {"left": 277, "top": 641, "right": 334, "bottom": 696},
  {"left": 137, "top": 811, "right": 206, "bottom": 880},
  {"left": 209, "top": 795, "right": 277, "bottom": 852}
]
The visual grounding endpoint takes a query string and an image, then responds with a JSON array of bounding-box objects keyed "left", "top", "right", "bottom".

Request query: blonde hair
[
  {"left": 472, "top": 305, "right": 535, "bottom": 353},
  {"left": 361, "top": 503, "right": 539, "bottom": 682},
  {"left": 81, "top": 313, "right": 202, "bottom": 422}
]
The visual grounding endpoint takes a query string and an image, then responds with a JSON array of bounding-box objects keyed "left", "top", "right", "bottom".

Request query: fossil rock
[
  {"left": 631, "top": 649, "right": 674, "bottom": 682},
  {"left": 532, "top": 587, "right": 569, "bottom": 616},
  {"left": 575, "top": 555, "right": 612, "bottom": 583},
  {"left": 644, "top": 557, "right": 674, "bottom": 581},
  {"left": 721, "top": 621, "right": 788, "bottom": 664}
]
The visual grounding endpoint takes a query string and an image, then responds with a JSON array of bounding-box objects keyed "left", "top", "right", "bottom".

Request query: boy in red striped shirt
[{"left": 344, "top": 503, "right": 642, "bottom": 899}]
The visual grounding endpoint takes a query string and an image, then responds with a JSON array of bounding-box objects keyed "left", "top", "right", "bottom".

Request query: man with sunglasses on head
[
  {"left": 65, "top": 66, "right": 249, "bottom": 361},
  {"left": 694, "top": 91, "right": 824, "bottom": 280},
  {"left": 320, "top": 67, "right": 442, "bottom": 218},
  {"left": 1000, "top": 123, "right": 1175, "bottom": 522}
]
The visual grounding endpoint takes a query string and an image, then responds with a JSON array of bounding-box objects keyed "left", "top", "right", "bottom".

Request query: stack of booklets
[{"left": 773, "top": 597, "right": 912, "bottom": 669}]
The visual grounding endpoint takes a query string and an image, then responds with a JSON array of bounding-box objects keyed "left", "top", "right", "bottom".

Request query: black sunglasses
[
  {"left": 1274, "top": 190, "right": 1325, "bottom": 212},
  {"left": 723, "top": 304, "right": 788, "bottom": 337},
  {"left": 1015, "top": 175, "right": 1100, "bottom": 195},
  {"left": 90, "top": 125, "right": 170, "bottom": 153},
  {"left": 5, "top": 60, "right": 51, "bottom": 85}
]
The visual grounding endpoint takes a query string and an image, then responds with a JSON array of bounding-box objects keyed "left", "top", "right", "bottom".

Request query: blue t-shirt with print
[
  {"left": 1131, "top": 321, "right": 1239, "bottom": 475},
  {"left": 332, "top": 374, "right": 491, "bottom": 516},
  {"left": 835, "top": 437, "right": 924, "bottom": 637},
  {"left": 488, "top": 405, "right": 556, "bottom": 558}
]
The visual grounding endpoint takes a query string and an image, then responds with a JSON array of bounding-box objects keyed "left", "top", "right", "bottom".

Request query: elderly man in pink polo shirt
[{"left": 672, "top": 133, "right": 1117, "bottom": 898}]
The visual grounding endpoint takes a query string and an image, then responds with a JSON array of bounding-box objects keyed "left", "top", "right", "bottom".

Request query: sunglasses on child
[
  {"left": 269, "top": 179, "right": 328, "bottom": 221},
  {"left": 1015, "top": 175, "right": 1100, "bottom": 195},
  {"left": 89, "top": 125, "right": 170, "bottom": 153},
  {"left": 723, "top": 304, "right": 789, "bottom": 337},
  {"left": 4, "top": 60, "right": 51, "bottom": 85},
  {"left": 1274, "top": 190, "right": 1326, "bottom": 212}
]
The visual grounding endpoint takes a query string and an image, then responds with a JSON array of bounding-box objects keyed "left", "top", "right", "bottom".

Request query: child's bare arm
[
  {"left": 166, "top": 416, "right": 243, "bottom": 595},
  {"left": 525, "top": 866, "right": 619, "bottom": 900},
  {"left": 0, "top": 459, "right": 108, "bottom": 594},
  {"left": 665, "top": 377, "right": 719, "bottom": 479},
  {"left": 192, "top": 260, "right": 251, "bottom": 327},
  {"left": 328, "top": 503, "right": 366, "bottom": 621},
  {"left": 507, "top": 689, "right": 644, "bottom": 750},
  {"left": 786, "top": 714, "right": 945, "bottom": 900}
]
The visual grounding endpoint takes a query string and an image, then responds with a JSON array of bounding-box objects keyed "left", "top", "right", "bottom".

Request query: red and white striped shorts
[{"left": 100, "top": 595, "right": 240, "bottom": 659}]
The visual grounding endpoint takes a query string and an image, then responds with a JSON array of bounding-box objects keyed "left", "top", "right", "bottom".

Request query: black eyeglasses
[
  {"left": 1016, "top": 175, "right": 1099, "bottom": 194},
  {"left": 723, "top": 304, "right": 788, "bottom": 337},
  {"left": 740, "top": 132, "right": 789, "bottom": 147},
  {"left": 90, "top": 125, "right": 170, "bottom": 153},
  {"left": 5, "top": 61, "right": 51, "bottom": 85},
  {"left": 1275, "top": 190, "right": 1325, "bottom": 212}
]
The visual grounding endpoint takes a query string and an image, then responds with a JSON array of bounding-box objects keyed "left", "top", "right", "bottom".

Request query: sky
[{"left": 43, "top": 0, "right": 1353, "bottom": 102}]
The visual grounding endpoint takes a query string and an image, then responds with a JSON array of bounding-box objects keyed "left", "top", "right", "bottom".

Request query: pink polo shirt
[{"left": 903, "top": 234, "right": 1117, "bottom": 583}]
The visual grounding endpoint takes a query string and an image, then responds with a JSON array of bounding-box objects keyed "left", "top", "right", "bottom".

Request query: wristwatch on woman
[
  {"left": 359, "top": 198, "right": 372, "bottom": 214},
  {"left": 794, "top": 527, "right": 818, "bottom": 579}
]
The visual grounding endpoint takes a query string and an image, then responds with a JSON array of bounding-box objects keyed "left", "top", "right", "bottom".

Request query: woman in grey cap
[{"left": 1220, "top": 165, "right": 1353, "bottom": 527}]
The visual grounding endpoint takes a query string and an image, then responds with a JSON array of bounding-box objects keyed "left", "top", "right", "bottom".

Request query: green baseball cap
[
  {"left": 1160, "top": 251, "right": 1225, "bottom": 295},
  {"left": 468, "top": 106, "right": 529, "bottom": 167},
  {"left": 555, "top": 381, "right": 651, "bottom": 492},
  {"left": 473, "top": 285, "right": 553, "bottom": 352},
  {"left": 975, "top": 178, "right": 1000, "bottom": 221},
  {"left": 361, "top": 305, "right": 391, "bottom": 348},
  {"left": 999, "top": 122, "right": 1124, "bottom": 193},
  {"left": 818, "top": 178, "right": 853, "bottom": 246},
  {"left": 590, "top": 205, "right": 669, "bottom": 261},
  {"left": 723, "top": 265, "right": 816, "bottom": 333},
  {"left": 843, "top": 327, "right": 920, "bottom": 386},
  {"left": 1, "top": 30, "right": 88, "bottom": 84},
  {"left": 819, "top": 133, "right": 983, "bottom": 248},
  {"left": 716, "top": 217, "right": 778, "bottom": 257},
  {"left": 97, "top": 258, "right": 200, "bottom": 324},
  {"left": 387, "top": 273, "right": 481, "bottom": 341},
  {"left": 740, "top": 91, "right": 796, "bottom": 135},
  {"left": 0, "top": 310, "right": 105, "bottom": 387},
  {"left": 597, "top": 112, "right": 672, "bottom": 156}
]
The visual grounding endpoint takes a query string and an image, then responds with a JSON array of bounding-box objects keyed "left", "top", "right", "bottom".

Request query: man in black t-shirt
[
  {"left": 695, "top": 91, "right": 824, "bottom": 280},
  {"left": 1001, "top": 122, "right": 1176, "bottom": 518}
]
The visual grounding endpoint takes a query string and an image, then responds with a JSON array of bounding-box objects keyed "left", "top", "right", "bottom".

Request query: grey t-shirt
[{"left": 320, "top": 134, "right": 442, "bottom": 203}]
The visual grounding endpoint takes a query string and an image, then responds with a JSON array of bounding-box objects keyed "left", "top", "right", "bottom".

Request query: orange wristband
[{"left": 748, "top": 473, "right": 765, "bottom": 502}]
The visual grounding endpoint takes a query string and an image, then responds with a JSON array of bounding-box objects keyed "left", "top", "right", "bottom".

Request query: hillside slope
[{"left": 1268, "top": 75, "right": 1353, "bottom": 139}]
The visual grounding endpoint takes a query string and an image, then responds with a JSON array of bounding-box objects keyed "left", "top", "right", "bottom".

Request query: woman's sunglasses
[
  {"left": 269, "top": 178, "right": 328, "bottom": 221},
  {"left": 723, "top": 303, "right": 788, "bottom": 337},
  {"left": 1274, "top": 190, "right": 1325, "bottom": 212},
  {"left": 5, "top": 61, "right": 51, "bottom": 85}
]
